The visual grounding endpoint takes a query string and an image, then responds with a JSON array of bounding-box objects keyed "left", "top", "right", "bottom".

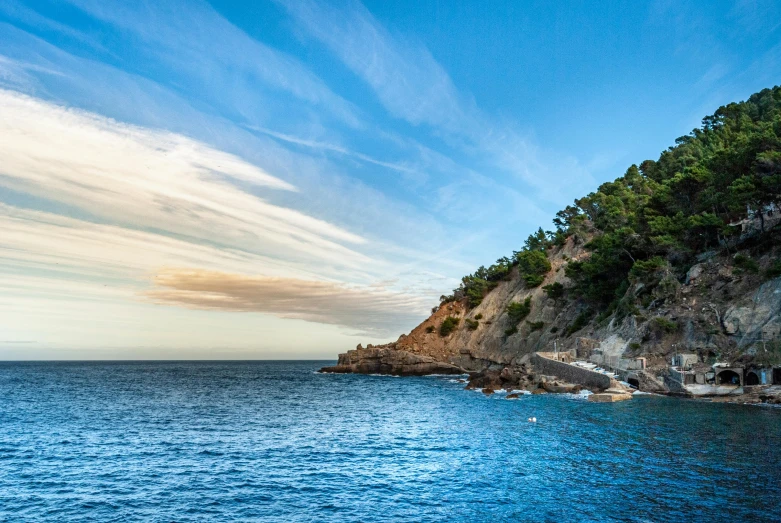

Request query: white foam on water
[{"left": 562, "top": 389, "right": 593, "bottom": 400}]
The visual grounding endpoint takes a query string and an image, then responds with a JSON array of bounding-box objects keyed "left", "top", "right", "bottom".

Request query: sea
[{"left": 1, "top": 361, "right": 780, "bottom": 522}]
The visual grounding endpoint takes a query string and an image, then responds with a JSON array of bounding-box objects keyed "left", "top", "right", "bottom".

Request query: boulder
[
  {"left": 686, "top": 263, "right": 705, "bottom": 284},
  {"left": 543, "top": 381, "right": 581, "bottom": 394}
]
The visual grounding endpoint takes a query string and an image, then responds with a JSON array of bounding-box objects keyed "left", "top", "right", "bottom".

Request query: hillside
[{"left": 323, "top": 86, "right": 781, "bottom": 400}]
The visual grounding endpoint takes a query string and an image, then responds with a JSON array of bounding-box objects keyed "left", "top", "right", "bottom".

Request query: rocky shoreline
[
  {"left": 319, "top": 347, "right": 635, "bottom": 399},
  {"left": 320, "top": 346, "right": 781, "bottom": 406}
]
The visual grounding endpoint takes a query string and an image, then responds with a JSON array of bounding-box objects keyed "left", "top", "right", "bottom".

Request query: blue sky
[{"left": 1, "top": 0, "right": 780, "bottom": 359}]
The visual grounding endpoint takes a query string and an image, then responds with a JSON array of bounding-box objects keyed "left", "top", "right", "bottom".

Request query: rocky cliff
[
  {"left": 322, "top": 87, "right": 781, "bottom": 397},
  {"left": 321, "top": 234, "right": 781, "bottom": 395}
]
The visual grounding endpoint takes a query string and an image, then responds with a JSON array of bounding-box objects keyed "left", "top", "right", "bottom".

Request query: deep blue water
[{"left": 1, "top": 361, "right": 780, "bottom": 522}]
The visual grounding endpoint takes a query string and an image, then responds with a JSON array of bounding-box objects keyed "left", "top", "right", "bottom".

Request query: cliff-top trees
[{"left": 439, "top": 85, "right": 781, "bottom": 320}]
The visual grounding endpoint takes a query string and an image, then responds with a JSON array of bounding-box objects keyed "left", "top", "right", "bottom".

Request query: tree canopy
[{"left": 441, "top": 85, "right": 781, "bottom": 318}]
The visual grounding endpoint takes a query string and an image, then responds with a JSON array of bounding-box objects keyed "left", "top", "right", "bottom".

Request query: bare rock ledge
[{"left": 319, "top": 347, "right": 465, "bottom": 376}]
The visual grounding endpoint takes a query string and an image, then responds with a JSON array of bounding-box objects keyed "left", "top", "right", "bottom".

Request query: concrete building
[
  {"left": 671, "top": 353, "right": 698, "bottom": 369},
  {"left": 713, "top": 365, "right": 744, "bottom": 386},
  {"left": 745, "top": 366, "right": 781, "bottom": 386}
]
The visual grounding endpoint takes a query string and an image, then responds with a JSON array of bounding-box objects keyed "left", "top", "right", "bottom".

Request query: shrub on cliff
[
  {"left": 734, "top": 254, "right": 760, "bottom": 274},
  {"left": 506, "top": 297, "right": 532, "bottom": 324},
  {"left": 652, "top": 316, "right": 678, "bottom": 333},
  {"left": 465, "top": 319, "right": 479, "bottom": 330},
  {"left": 542, "top": 282, "right": 564, "bottom": 300},
  {"left": 439, "top": 316, "right": 460, "bottom": 336},
  {"left": 514, "top": 250, "right": 551, "bottom": 287}
]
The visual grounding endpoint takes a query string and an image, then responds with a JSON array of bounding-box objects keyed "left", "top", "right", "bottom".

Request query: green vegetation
[
  {"left": 527, "top": 321, "right": 544, "bottom": 332},
  {"left": 542, "top": 282, "right": 564, "bottom": 300},
  {"left": 561, "top": 87, "right": 781, "bottom": 307},
  {"left": 465, "top": 318, "right": 480, "bottom": 331},
  {"left": 434, "top": 85, "right": 781, "bottom": 337},
  {"left": 506, "top": 297, "right": 532, "bottom": 324},
  {"left": 474, "top": 313, "right": 483, "bottom": 320},
  {"left": 425, "top": 325, "right": 435, "bottom": 334},
  {"left": 515, "top": 249, "right": 552, "bottom": 287},
  {"left": 504, "top": 326, "right": 518, "bottom": 337},
  {"left": 652, "top": 317, "right": 678, "bottom": 333},
  {"left": 439, "top": 316, "right": 460, "bottom": 337},
  {"left": 734, "top": 254, "right": 760, "bottom": 274}
]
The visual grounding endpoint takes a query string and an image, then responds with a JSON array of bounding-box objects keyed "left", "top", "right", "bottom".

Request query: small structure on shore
[{"left": 588, "top": 391, "right": 631, "bottom": 403}]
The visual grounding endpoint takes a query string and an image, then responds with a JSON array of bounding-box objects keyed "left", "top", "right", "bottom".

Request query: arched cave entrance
[
  {"left": 627, "top": 378, "right": 640, "bottom": 389},
  {"left": 716, "top": 369, "right": 741, "bottom": 386},
  {"left": 745, "top": 372, "right": 760, "bottom": 386}
]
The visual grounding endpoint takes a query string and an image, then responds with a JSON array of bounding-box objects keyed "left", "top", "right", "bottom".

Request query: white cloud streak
[
  {"left": 0, "top": 90, "right": 370, "bottom": 269},
  {"left": 60, "top": 0, "right": 362, "bottom": 127},
  {"left": 0, "top": 205, "right": 428, "bottom": 335},
  {"left": 276, "top": 0, "right": 595, "bottom": 204},
  {"left": 0, "top": 92, "right": 436, "bottom": 337}
]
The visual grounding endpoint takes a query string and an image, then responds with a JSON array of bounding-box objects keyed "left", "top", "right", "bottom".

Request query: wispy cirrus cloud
[
  {"left": 0, "top": 206, "right": 429, "bottom": 336},
  {"left": 0, "top": 93, "right": 437, "bottom": 338},
  {"left": 275, "top": 0, "right": 595, "bottom": 204},
  {"left": 247, "top": 125, "right": 420, "bottom": 176},
  {"left": 0, "top": 90, "right": 371, "bottom": 268},
  {"left": 57, "top": 0, "right": 362, "bottom": 128}
]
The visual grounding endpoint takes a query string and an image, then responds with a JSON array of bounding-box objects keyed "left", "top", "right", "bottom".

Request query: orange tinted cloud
[{"left": 145, "top": 268, "right": 429, "bottom": 334}]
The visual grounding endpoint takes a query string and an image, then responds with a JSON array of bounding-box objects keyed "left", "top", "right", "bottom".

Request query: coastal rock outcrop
[{"left": 319, "top": 347, "right": 465, "bottom": 376}]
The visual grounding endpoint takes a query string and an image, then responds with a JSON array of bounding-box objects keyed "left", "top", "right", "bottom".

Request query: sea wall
[{"left": 532, "top": 352, "right": 612, "bottom": 390}]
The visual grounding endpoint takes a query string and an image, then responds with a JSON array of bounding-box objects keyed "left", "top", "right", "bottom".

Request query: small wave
[{"left": 561, "top": 390, "right": 593, "bottom": 400}]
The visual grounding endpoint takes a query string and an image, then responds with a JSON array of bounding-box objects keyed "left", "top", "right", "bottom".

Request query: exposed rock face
[
  {"left": 723, "top": 278, "right": 781, "bottom": 345},
  {"left": 326, "top": 234, "right": 781, "bottom": 395},
  {"left": 319, "top": 347, "right": 465, "bottom": 376}
]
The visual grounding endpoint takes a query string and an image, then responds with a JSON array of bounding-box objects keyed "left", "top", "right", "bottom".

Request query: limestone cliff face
[
  {"left": 325, "top": 236, "right": 781, "bottom": 379},
  {"left": 324, "top": 237, "right": 591, "bottom": 375}
]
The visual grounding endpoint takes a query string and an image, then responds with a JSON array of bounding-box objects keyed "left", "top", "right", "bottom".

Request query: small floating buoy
[{"left": 527, "top": 417, "right": 537, "bottom": 423}]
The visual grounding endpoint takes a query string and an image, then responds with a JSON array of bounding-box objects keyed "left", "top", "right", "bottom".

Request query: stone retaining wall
[{"left": 532, "top": 352, "right": 612, "bottom": 390}]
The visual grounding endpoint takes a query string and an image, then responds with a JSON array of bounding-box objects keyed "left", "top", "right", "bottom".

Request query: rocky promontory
[
  {"left": 320, "top": 345, "right": 465, "bottom": 376},
  {"left": 322, "top": 87, "right": 781, "bottom": 405}
]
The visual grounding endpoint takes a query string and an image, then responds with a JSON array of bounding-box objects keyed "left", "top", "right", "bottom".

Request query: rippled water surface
[{"left": 1, "top": 361, "right": 780, "bottom": 522}]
